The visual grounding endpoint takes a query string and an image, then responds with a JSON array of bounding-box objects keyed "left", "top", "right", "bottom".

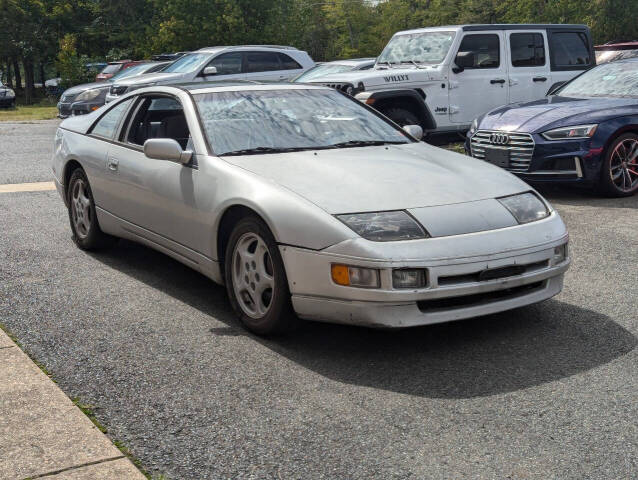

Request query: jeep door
[
  {"left": 506, "top": 30, "right": 551, "bottom": 103},
  {"left": 448, "top": 31, "right": 509, "bottom": 125}
]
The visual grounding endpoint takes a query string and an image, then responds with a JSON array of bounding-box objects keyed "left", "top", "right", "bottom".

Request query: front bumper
[
  {"left": 281, "top": 214, "right": 569, "bottom": 328},
  {"left": 0, "top": 96, "right": 15, "bottom": 107},
  {"left": 465, "top": 132, "right": 604, "bottom": 185}
]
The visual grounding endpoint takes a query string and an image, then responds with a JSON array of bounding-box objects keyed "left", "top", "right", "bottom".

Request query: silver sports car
[{"left": 52, "top": 82, "right": 570, "bottom": 334}]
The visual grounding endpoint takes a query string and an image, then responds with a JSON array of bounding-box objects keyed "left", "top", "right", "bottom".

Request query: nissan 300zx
[{"left": 52, "top": 83, "right": 570, "bottom": 334}]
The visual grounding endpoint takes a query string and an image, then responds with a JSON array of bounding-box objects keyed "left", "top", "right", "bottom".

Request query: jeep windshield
[
  {"left": 194, "top": 89, "right": 411, "bottom": 156},
  {"left": 377, "top": 31, "right": 456, "bottom": 66}
]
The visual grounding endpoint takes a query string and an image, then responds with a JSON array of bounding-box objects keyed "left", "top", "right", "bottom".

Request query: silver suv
[{"left": 105, "top": 45, "right": 314, "bottom": 103}]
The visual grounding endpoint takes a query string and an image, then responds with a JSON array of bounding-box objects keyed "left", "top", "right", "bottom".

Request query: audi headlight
[
  {"left": 336, "top": 210, "right": 428, "bottom": 241},
  {"left": 541, "top": 124, "right": 597, "bottom": 140},
  {"left": 469, "top": 117, "right": 479, "bottom": 135},
  {"left": 75, "top": 88, "right": 103, "bottom": 102},
  {"left": 497, "top": 192, "right": 550, "bottom": 224},
  {"left": 5, "top": 89, "right": 15, "bottom": 98}
]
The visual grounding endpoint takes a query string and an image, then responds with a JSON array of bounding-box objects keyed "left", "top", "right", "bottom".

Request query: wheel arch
[
  {"left": 365, "top": 89, "right": 436, "bottom": 130},
  {"left": 216, "top": 204, "right": 274, "bottom": 276},
  {"left": 62, "top": 159, "right": 84, "bottom": 206}
]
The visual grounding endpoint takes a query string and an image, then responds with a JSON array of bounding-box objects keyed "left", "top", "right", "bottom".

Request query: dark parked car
[
  {"left": 466, "top": 58, "right": 638, "bottom": 197},
  {"left": 0, "top": 81, "right": 16, "bottom": 108},
  {"left": 58, "top": 62, "right": 171, "bottom": 118},
  {"left": 95, "top": 60, "right": 146, "bottom": 81},
  {"left": 595, "top": 41, "right": 638, "bottom": 64}
]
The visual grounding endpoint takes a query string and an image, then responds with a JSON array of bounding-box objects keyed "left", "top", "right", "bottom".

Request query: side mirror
[
  {"left": 453, "top": 51, "right": 474, "bottom": 73},
  {"left": 143, "top": 138, "right": 192, "bottom": 164},
  {"left": 546, "top": 81, "right": 566, "bottom": 96},
  {"left": 403, "top": 124, "right": 423, "bottom": 140},
  {"left": 202, "top": 66, "right": 218, "bottom": 76}
]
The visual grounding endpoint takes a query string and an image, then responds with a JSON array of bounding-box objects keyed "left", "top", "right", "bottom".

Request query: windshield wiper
[
  {"left": 400, "top": 60, "right": 426, "bottom": 69},
  {"left": 221, "top": 146, "right": 313, "bottom": 156},
  {"left": 324, "top": 140, "right": 408, "bottom": 149},
  {"left": 376, "top": 61, "right": 396, "bottom": 69}
]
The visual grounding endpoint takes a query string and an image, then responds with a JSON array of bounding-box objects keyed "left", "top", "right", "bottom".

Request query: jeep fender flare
[{"left": 355, "top": 89, "right": 436, "bottom": 131}]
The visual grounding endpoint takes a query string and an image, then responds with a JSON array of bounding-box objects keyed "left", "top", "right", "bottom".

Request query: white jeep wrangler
[{"left": 309, "top": 24, "right": 594, "bottom": 135}]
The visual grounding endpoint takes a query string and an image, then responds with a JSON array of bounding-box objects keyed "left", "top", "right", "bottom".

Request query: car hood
[
  {"left": 62, "top": 82, "right": 110, "bottom": 97},
  {"left": 479, "top": 96, "right": 638, "bottom": 133},
  {"left": 222, "top": 142, "right": 531, "bottom": 214},
  {"left": 113, "top": 71, "right": 189, "bottom": 86},
  {"left": 306, "top": 65, "right": 445, "bottom": 88}
]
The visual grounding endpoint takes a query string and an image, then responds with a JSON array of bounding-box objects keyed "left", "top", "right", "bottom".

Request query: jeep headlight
[
  {"left": 336, "top": 210, "right": 428, "bottom": 241},
  {"left": 541, "top": 124, "right": 597, "bottom": 140},
  {"left": 497, "top": 192, "right": 550, "bottom": 224},
  {"left": 5, "top": 88, "right": 15, "bottom": 98},
  {"left": 75, "top": 88, "right": 103, "bottom": 102}
]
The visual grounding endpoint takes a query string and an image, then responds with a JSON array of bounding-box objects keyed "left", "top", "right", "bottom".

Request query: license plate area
[{"left": 484, "top": 148, "right": 510, "bottom": 168}]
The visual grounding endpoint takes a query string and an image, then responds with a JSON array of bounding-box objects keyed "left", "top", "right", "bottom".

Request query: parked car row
[{"left": 0, "top": 81, "right": 16, "bottom": 108}]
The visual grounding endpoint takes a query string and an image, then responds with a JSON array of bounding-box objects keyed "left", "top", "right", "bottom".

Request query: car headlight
[
  {"left": 75, "top": 88, "right": 103, "bottom": 102},
  {"left": 468, "top": 117, "right": 479, "bottom": 135},
  {"left": 541, "top": 124, "right": 597, "bottom": 140},
  {"left": 336, "top": 210, "right": 429, "bottom": 241},
  {"left": 497, "top": 192, "right": 550, "bottom": 224},
  {"left": 5, "top": 89, "right": 15, "bottom": 98}
]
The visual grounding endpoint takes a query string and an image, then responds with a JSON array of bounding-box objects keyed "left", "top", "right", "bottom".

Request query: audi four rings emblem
[{"left": 490, "top": 133, "right": 510, "bottom": 145}]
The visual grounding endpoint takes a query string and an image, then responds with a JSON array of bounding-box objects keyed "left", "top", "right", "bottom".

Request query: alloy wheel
[
  {"left": 610, "top": 138, "right": 638, "bottom": 192},
  {"left": 231, "top": 232, "right": 275, "bottom": 319},
  {"left": 71, "top": 179, "right": 92, "bottom": 239}
]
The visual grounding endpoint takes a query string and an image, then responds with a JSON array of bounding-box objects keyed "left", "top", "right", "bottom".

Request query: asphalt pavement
[{"left": 0, "top": 121, "right": 636, "bottom": 479}]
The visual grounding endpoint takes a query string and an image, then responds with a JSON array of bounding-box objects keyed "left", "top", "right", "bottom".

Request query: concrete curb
[{"left": 0, "top": 330, "right": 146, "bottom": 480}]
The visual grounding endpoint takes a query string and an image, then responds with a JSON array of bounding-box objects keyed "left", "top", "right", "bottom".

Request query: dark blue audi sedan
[{"left": 465, "top": 58, "right": 638, "bottom": 196}]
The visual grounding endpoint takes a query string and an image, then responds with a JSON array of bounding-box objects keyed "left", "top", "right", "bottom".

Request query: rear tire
[
  {"left": 599, "top": 133, "right": 638, "bottom": 197},
  {"left": 66, "top": 168, "right": 116, "bottom": 250},
  {"left": 224, "top": 215, "right": 295, "bottom": 335}
]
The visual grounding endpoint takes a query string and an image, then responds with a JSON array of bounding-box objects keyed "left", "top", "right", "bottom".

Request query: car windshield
[
  {"left": 110, "top": 63, "right": 149, "bottom": 81},
  {"left": 162, "top": 53, "right": 209, "bottom": 73},
  {"left": 194, "top": 88, "right": 411, "bottom": 156},
  {"left": 100, "top": 64, "right": 122, "bottom": 74},
  {"left": 595, "top": 49, "right": 638, "bottom": 64},
  {"left": 558, "top": 61, "right": 638, "bottom": 98},
  {"left": 377, "top": 31, "right": 456, "bottom": 65},
  {"left": 294, "top": 64, "right": 355, "bottom": 82}
]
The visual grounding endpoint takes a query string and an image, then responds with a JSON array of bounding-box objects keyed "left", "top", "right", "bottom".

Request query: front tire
[
  {"left": 67, "top": 168, "right": 116, "bottom": 250},
  {"left": 599, "top": 133, "right": 638, "bottom": 197},
  {"left": 224, "top": 216, "right": 295, "bottom": 335}
]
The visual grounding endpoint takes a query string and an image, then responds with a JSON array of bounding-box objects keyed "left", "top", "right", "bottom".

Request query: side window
[
  {"left": 277, "top": 53, "right": 302, "bottom": 70},
  {"left": 457, "top": 34, "right": 500, "bottom": 69},
  {"left": 246, "top": 52, "right": 281, "bottom": 73},
  {"left": 549, "top": 32, "right": 591, "bottom": 68},
  {"left": 90, "top": 99, "right": 133, "bottom": 139},
  {"left": 207, "top": 52, "right": 243, "bottom": 75},
  {"left": 510, "top": 33, "right": 546, "bottom": 67},
  {"left": 125, "top": 96, "right": 191, "bottom": 150}
]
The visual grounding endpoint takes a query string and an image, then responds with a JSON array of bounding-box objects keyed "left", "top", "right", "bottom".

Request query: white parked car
[
  {"left": 293, "top": 58, "right": 375, "bottom": 82},
  {"left": 105, "top": 45, "right": 314, "bottom": 103},
  {"left": 306, "top": 24, "right": 594, "bottom": 135},
  {"left": 53, "top": 82, "right": 569, "bottom": 335}
]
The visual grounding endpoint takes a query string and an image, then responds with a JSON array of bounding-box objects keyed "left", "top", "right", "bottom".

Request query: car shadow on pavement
[
  {"left": 535, "top": 184, "right": 638, "bottom": 209},
  {"left": 91, "top": 240, "right": 637, "bottom": 400}
]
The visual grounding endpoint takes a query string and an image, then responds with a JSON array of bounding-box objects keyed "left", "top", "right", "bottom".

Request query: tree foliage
[{"left": 1, "top": 0, "right": 636, "bottom": 101}]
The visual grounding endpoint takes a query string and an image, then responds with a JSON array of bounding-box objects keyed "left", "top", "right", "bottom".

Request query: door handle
[
  {"left": 533, "top": 76, "right": 548, "bottom": 82},
  {"left": 107, "top": 158, "right": 119, "bottom": 171},
  {"left": 490, "top": 78, "right": 506, "bottom": 84}
]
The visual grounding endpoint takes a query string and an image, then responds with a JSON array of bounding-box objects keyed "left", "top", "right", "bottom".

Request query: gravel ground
[{"left": 0, "top": 123, "right": 636, "bottom": 479}]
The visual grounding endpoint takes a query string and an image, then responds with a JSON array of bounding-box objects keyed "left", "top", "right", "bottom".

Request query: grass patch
[
  {"left": 0, "top": 98, "right": 58, "bottom": 122},
  {"left": 72, "top": 398, "right": 108, "bottom": 434},
  {"left": 441, "top": 142, "right": 466, "bottom": 154}
]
